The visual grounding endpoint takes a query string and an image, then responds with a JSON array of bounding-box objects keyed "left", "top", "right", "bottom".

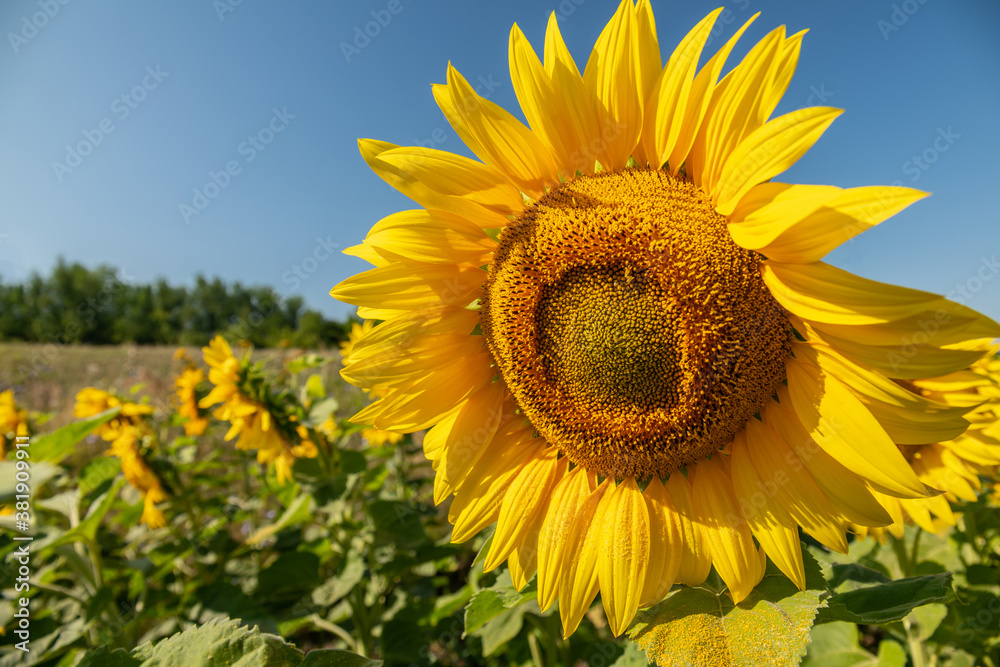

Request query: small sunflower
[
  {"left": 174, "top": 366, "right": 210, "bottom": 436},
  {"left": 198, "top": 335, "right": 317, "bottom": 483},
  {"left": 859, "top": 340, "right": 1000, "bottom": 539},
  {"left": 0, "top": 390, "right": 30, "bottom": 459},
  {"left": 107, "top": 425, "right": 170, "bottom": 529},
  {"left": 74, "top": 387, "right": 155, "bottom": 441},
  {"left": 332, "top": 2, "right": 1000, "bottom": 636},
  {"left": 73, "top": 388, "right": 167, "bottom": 527}
]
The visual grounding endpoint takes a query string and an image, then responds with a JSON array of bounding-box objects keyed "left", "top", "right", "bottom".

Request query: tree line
[{"left": 0, "top": 260, "right": 351, "bottom": 348}]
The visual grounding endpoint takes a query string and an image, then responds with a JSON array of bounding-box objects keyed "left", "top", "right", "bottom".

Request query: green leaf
[
  {"left": 469, "top": 599, "right": 539, "bottom": 657},
  {"left": 628, "top": 547, "right": 827, "bottom": 667},
  {"left": 0, "top": 461, "right": 60, "bottom": 504},
  {"left": 304, "top": 398, "right": 339, "bottom": 428},
  {"left": 367, "top": 500, "right": 429, "bottom": 548},
  {"left": 299, "top": 650, "right": 383, "bottom": 666},
  {"left": 49, "top": 478, "right": 126, "bottom": 548},
  {"left": 31, "top": 407, "right": 121, "bottom": 463},
  {"left": 613, "top": 642, "right": 651, "bottom": 666},
  {"left": 829, "top": 563, "right": 892, "bottom": 589},
  {"left": 130, "top": 617, "right": 304, "bottom": 666},
  {"left": 246, "top": 493, "right": 314, "bottom": 545},
  {"left": 815, "top": 573, "right": 956, "bottom": 625},
  {"left": 305, "top": 374, "right": 327, "bottom": 399},
  {"left": 464, "top": 570, "right": 538, "bottom": 636},
  {"left": 312, "top": 551, "right": 366, "bottom": 607},
  {"left": 802, "top": 622, "right": 906, "bottom": 667},
  {"left": 256, "top": 551, "right": 322, "bottom": 601},
  {"left": 77, "top": 646, "right": 141, "bottom": 667}
]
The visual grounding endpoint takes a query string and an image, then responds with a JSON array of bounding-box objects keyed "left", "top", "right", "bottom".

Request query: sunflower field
[{"left": 4, "top": 1, "right": 1000, "bottom": 666}]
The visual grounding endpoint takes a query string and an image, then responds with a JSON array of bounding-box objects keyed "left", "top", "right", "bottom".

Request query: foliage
[
  {"left": 0, "top": 259, "right": 349, "bottom": 348},
  {"left": 0, "top": 341, "right": 998, "bottom": 666}
]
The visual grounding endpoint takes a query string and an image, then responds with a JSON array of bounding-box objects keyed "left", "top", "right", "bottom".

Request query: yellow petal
[
  {"left": 673, "top": 11, "right": 759, "bottom": 180},
  {"left": 583, "top": 0, "right": 641, "bottom": 169},
  {"left": 358, "top": 140, "right": 522, "bottom": 228},
  {"left": 729, "top": 430, "right": 805, "bottom": 589},
  {"left": 559, "top": 479, "right": 611, "bottom": 638},
  {"left": 745, "top": 419, "right": 848, "bottom": 553},
  {"left": 732, "top": 186, "right": 928, "bottom": 263},
  {"left": 332, "top": 263, "right": 484, "bottom": 311},
  {"left": 341, "top": 333, "right": 485, "bottom": 388},
  {"left": 353, "top": 350, "right": 495, "bottom": 432},
  {"left": 641, "top": 9, "right": 723, "bottom": 169},
  {"left": 715, "top": 106, "right": 843, "bottom": 215},
  {"left": 485, "top": 448, "right": 563, "bottom": 572},
  {"left": 665, "top": 472, "right": 712, "bottom": 586},
  {"left": 690, "top": 456, "right": 760, "bottom": 603},
  {"left": 804, "top": 324, "right": 990, "bottom": 380},
  {"left": 448, "top": 436, "right": 545, "bottom": 543},
  {"left": 630, "top": 0, "right": 661, "bottom": 167},
  {"left": 762, "top": 260, "right": 943, "bottom": 325},
  {"left": 427, "top": 382, "right": 510, "bottom": 504},
  {"left": 692, "top": 26, "right": 785, "bottom": 191},
  {"left": 784, "top": 355, "right": 928, "bottom": 499},
  {"left": 347, "top": 307, "right": 480, "bottom": 362},
  {"left": 434, "top": 64, "right": 560, "bottom": 198},
  {"left": 640, "top": 477, "right": 682, "bottom": 607},
  {"left": 767, "top": 389, "right": 892, "bottom": 527},
  {"left": 596, "top": 478, "right": 650, "bottom": 637},
  {"left": 808, "top": 309, "right": 1000, "bottom": 350},
  {"left": 792, "top": 339, "right": 971, "bottom": 444},
  {"left": 537, "top": 466, "right": 597, "bottom": 611},
  {"left": 364, "top": 209, "right": 495, "bottom": 266}
]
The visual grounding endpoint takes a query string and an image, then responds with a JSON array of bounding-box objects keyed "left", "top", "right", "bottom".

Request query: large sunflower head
[{"left": 332, "top": 1, "right": 1000, "bottom": 637}]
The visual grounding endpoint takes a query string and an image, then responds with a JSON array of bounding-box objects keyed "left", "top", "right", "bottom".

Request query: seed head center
[{"left": 481, "top": 169, "right": 790, "bottom": 479}]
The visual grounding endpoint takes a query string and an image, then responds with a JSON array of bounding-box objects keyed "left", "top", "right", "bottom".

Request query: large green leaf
[
  {"left": 76, "top": 618, "right": 382, "bottom": 666},
  {"left": 627, "top": 548, "right": 827, "bottom": 667},
  {"left": 130, "top": 617, "right": 303, "bottom": 666},
  {"left": 801, "top": 622, "right": 906, "bottom": 667},
  {"left": 30, "top": 407, "right": 120, "bottom": 463},
  {"left": 77, "top": 647, "right": 141, "bottom": 667},
  {"left": 815, "top": 573, "right": 956, "bottom": 625}
]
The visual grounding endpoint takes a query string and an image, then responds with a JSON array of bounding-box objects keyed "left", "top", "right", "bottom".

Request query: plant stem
[
  {"left": 891, "top": 533, "right": 912, "bottom": 578},
  {"left": 904, "top": 617, "right": 927, "bottom": 667}
]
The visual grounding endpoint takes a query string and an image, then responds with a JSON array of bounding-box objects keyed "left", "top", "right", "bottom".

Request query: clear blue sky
[{"left": 1, "top": 0, "right": 998, "bottom": 323}]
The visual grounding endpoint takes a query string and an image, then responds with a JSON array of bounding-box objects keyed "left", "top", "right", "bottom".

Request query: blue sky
[{"left": 1, "top": 0, "right": 998, "bottom": 322}]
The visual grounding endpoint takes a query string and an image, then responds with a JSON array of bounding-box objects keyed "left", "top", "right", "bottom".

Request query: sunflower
[
  {"left": 107, "top": 425, "right": 170, "bottom": 528},
  {"left": 858, "top": 340, "right": 1000, "bottom": 540},
  {"left": 74, "top": 387, "right": 155, "bottom": 441},
  {"left": 198, "top": 335, "right": 317, "bottom": 483},
  {"left": 331, "top": 2, "right": 1000, "bottom": 637},
  {"left": 175, "top": 367, "right": 210, "bottom": 436},
  {"left": 0, "top": 390, "right": 30, "bottom": 459}
]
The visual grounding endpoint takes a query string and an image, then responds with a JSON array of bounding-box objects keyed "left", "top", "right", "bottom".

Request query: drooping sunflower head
[{"left": 333, "top": 1, "right": 1000, "bottom": 637}]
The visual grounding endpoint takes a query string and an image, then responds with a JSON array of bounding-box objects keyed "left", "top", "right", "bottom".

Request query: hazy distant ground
[{"left": 0, "top": 342, "right": 361, "bottom": 430}]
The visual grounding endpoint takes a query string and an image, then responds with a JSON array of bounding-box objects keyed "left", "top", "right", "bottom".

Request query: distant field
[{"left": 0, "top": 342, "right": 363, "bottom": 430}]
